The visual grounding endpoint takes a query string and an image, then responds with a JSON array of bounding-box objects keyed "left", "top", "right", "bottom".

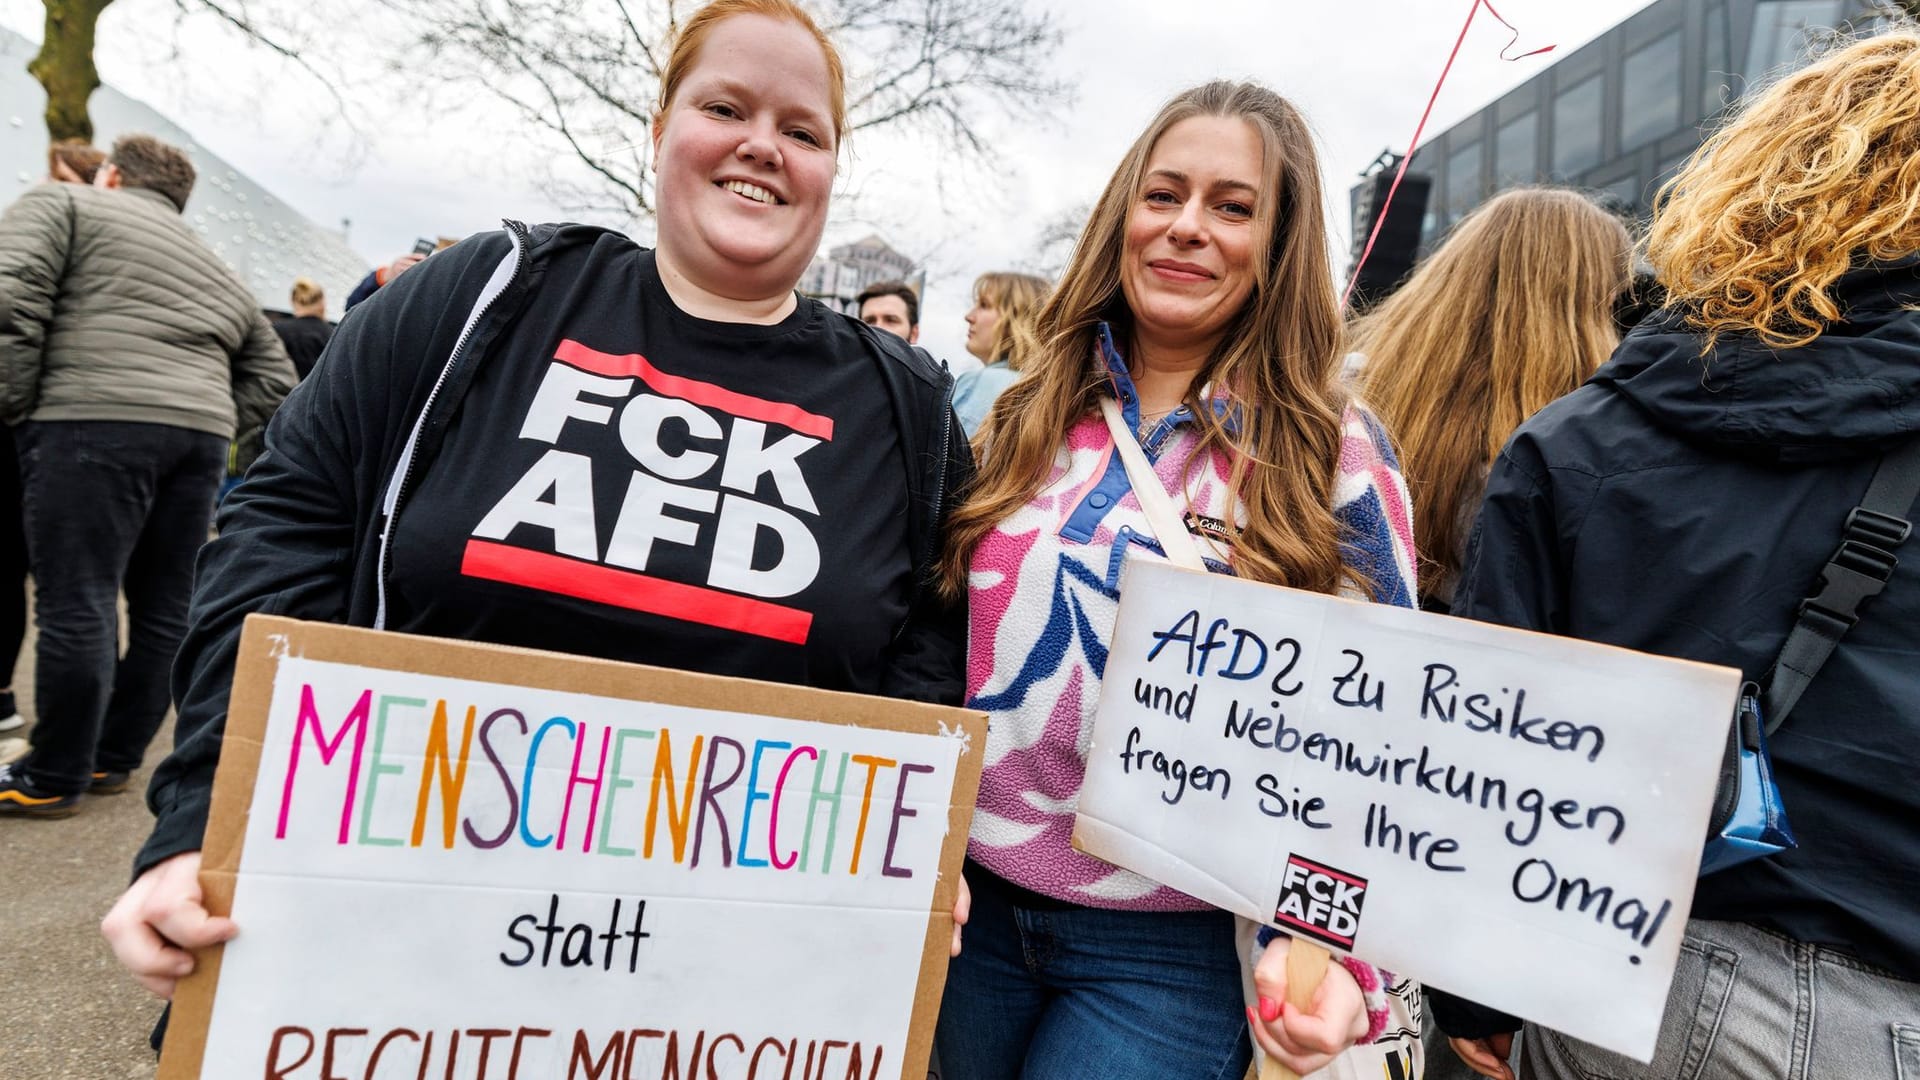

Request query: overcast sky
[{"left": 1, "top": 0, "right": 1656, "bottom": 365}]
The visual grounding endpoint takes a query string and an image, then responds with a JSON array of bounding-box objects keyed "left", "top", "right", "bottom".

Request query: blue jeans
[
  {"left": 15, "top": 421, "right": 225, "bottom": 793},
  {"left": 937, "top": 870, "right": 1251, "bottom": 1080},
  {"left": 1520, "top": 919, "right": 1920, "bottom": 1080}
]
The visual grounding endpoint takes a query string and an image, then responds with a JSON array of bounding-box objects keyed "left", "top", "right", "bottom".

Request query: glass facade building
[{"left": 1351, "top": 0, "right": 1860, "bottom": 266}]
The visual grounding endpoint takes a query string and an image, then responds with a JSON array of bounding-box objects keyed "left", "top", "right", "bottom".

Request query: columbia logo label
[{"left": 1273, "top": 854, "right": 1368, "bottom": 949}]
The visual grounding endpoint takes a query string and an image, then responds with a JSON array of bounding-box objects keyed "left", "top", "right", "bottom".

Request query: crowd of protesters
[{"left": 0, "top": 0, "right": 1915, "bottom": 1076}]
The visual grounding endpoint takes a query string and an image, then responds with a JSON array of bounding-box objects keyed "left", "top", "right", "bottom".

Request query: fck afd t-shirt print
[{"left": 386, "top": 248, "right": 914, "bottom": 694}]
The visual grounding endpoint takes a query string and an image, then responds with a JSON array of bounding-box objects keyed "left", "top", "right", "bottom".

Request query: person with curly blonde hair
[{"left": 1431, "top": 28, "right": 1920, "bottom": 1080}]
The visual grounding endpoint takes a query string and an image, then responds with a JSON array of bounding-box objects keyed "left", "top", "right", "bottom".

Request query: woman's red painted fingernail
[{"left": 1258, "top": 996, "right": 1280, "bottom": 1022}]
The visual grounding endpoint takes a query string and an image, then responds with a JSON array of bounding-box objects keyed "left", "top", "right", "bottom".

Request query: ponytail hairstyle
[{"left": 290, "top": 277, "right": 326, "bottom": 311}]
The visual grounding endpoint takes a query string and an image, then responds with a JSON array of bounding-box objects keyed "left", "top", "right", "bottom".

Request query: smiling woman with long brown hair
[
  {"left": 934, "top": 80, "right": 1417, "bottom": 1080},
  {"left": 1353, "top": 188, "right": 1631, "bottom": 611}
]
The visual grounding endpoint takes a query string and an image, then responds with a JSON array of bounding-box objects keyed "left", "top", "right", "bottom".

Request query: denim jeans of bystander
[
  {"left": 14, "top": 420, "right": 226, "bottom": 795},
  {"left": 1520, "top": 919, "right": 1920, "bottom": 1080}
]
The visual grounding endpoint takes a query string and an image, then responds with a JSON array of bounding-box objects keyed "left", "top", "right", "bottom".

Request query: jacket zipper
[{"left": 374, "top": 221, "right": 530, "bottom": 629}]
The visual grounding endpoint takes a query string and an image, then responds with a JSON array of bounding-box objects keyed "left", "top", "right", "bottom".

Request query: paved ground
[{"left": 0, "top": 622, "right": 167, "bottom": 1078}]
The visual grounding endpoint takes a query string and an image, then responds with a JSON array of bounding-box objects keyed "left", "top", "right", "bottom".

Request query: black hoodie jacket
[
  {"left": 135, "top": 223, "right": 972, "bottom": 877},
  {"left": 1430, "top": 260, "right": 1920, "bottom": 1038}
]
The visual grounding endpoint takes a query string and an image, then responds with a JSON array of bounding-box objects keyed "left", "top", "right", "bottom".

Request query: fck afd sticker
[{"left": 1273, "top": 854, "right": 1368, "bottom": 949}]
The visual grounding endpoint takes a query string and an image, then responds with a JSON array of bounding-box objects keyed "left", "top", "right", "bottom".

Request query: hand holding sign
[
  {"left": 1248, "top": 938, "right": 1369, "bottom": 1079},
  {"left": 102, "top": 851, "right": 237, "bottom": 1000},
  {"left": 950, "top": 875, "right": 970, "bottom": 958},
  {"left": 152, "top": 616, "right": 986, "bottom": 1080}
]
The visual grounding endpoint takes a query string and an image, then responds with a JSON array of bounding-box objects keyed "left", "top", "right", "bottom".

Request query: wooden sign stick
[{"left": 1259, "top": 940, "right": 1331, "bottom": 1080}]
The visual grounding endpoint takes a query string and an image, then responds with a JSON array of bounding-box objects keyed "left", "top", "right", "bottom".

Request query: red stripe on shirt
[
  {"left": 553, "top": 339, "right": 835, "bottom": 441},
  {"left": 460, "top": 539, "right": 813, "bottom": 645}
]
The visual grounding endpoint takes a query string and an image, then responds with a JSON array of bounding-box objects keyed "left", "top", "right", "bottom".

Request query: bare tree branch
[
  {"left": 385, "top": 0, "right": 1070, "bottom": 220},
  {"left": 610, "top": 0, "right": 663, "bottom": 80},
  {"left": 504, "top": 46, "right": 650, "bottom": 212},
  {"left": 29, "top": 0, "right": 1067, "bottom": 225},
  {"left": 169, "top": 0, "right": 363, "bottom": 137},
  {"left": 31, "top": 0, "right": 370, "bottom": 145}
]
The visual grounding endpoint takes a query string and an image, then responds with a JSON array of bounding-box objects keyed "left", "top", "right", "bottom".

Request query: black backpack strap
[{"left": 1763, "top": 437, "right": 1920, "bottom": 733}]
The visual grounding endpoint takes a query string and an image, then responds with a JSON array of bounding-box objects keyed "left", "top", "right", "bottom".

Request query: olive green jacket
[{"left": 0, "top": 183, "right": 294, "bottom": 438}]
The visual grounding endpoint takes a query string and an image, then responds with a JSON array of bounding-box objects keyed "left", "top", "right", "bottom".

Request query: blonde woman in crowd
[
  {"left": 1433, "top": 28, "right": 1920, "bottom": 1080},
  {"left": 954, "top": 270, "right": 1049, "bottom": 436},
  {"left": 1354, "top": 188, "right": 1630, "bottom": 613},
  {"left": 936, "top": 79, "right": 1417, "bottom": 1080},
  {"left": 272, "top": 277, "right": 334, "bottom": 381}
]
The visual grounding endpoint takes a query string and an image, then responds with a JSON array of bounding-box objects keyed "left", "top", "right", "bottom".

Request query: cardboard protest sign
[
  {"left": 160, "top": 615, "right": 985, "bottom": 1080},
  {"left": 1073, "top": 560, "right": 1741, "bottom": 1062}
]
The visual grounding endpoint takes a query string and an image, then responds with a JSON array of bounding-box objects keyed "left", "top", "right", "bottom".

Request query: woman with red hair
[{"left": 98, "top": 0, "right": 971, "bottom": 1021}]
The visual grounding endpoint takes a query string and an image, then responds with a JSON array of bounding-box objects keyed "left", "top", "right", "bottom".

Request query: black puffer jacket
[{"left": 1430, "top": 259, "right": 1920, "bottom": 1037}]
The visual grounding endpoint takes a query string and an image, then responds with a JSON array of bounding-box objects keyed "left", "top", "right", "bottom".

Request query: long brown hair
[
  {"left": 1647, "top": 28, "right": 1920, "bottom": 351},
  {"left": 47, "top": 139, "right": 104, "bottom": 184},
  {"left": 971, "top": 271, "right": 1049, "bottom": 371},
  {"left": 939, "top": 80, "right": 1349, "bottom": 599},
  {"left": 1354, "top": 188, "right": 1629, "bottom": 600}
]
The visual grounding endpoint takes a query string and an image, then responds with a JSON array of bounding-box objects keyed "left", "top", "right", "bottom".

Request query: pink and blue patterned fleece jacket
[{"left": 965, "top": 326, "right": 1419, "bottom": 911}]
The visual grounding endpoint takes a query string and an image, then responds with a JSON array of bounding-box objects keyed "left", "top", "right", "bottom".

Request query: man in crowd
[
  {"left": 856, "top": 280, "right": 920, "bottom": 343},
  {"left": 0, "top": 134, "right": 296, "bottom": 817}
]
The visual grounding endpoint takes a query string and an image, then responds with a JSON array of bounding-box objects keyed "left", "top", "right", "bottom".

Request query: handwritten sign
[
  {"left": 159, "top": 615, "right": 986, "bottom": 1080},
  {"left": 1073, "top": 560, "right": 1740, "bottom": 1062}
]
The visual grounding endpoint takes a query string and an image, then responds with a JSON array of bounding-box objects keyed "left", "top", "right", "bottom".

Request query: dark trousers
[
  {"left": 0, "top": 431, "right": 27, "bottom": 688},
  {"left": 16, "top": 421, "right": 225, "bottom": 794}
]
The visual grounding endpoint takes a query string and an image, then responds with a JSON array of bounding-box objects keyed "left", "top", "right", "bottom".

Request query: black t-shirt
[
  {"left": 387, "top": 248, "right": 913, "bottom": 692},
  {"left": 271, "top": 315, "right": 333, "bottom": 380}
]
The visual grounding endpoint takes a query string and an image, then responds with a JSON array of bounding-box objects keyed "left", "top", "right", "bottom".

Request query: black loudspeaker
[{"left": 1347, "top": 170, "right": 1432, "bottom": 310}]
